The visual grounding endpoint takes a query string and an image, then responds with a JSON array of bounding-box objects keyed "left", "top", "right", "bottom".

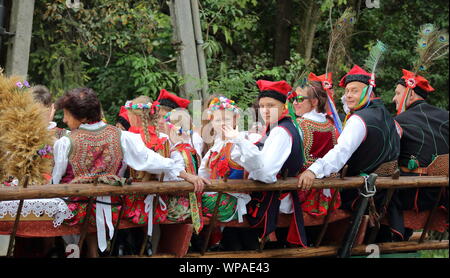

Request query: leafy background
[{"left": 27, "top": 0, "right": 448, "bottom": 124}]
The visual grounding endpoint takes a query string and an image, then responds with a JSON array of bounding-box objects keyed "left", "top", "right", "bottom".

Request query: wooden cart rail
[
  {"left": 145, "top": 240, "right": 449, "bottom": 258},
  {"left": 1, "top": 175, "right": 448, "bottom": 258},
  {"left": 0, "top": 176, "right": 448, "bottom": 201}
]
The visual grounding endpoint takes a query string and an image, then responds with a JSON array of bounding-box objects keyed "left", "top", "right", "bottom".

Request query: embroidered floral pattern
[
  {"left": 68, "top": 125, "right": 123, "bottom": 184},
  {"left": 63, "top": 125, "right": 125, "bottom": 225},
  {"left": 298, "top": 117, "right": 341, "bottom": 216},
  {"left": 203, "top": 143, "right": 243, "bottom": 221}
]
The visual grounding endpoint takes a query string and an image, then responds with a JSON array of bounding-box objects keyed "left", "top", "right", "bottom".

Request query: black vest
[
  {"left": 255, "top": 116, "right": 303, "bottom": 177},
  {"left": 395, "top": 100, "right": 449, "bottom": 169},
  {"left": 247, "top": 116, "right": 307, "bottom": 246},
  {"left": 346, "top": 99, "right": 400, "bottom": 176},
  {"left": 388, "top": 100, "right": 449, "bottom": 240}
]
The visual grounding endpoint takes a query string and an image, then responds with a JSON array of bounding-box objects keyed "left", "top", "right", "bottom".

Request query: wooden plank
[
  {"left": 139, "top": 240, "right": 448, "bottom": 258},
  {"left": 0, "top": 214, "right": 53, "bottom": 221},
  {"left": 0, "top": 176, "right": 448, "bottom": 201}
]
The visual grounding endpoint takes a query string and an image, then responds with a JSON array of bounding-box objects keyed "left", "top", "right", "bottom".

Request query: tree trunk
[
  {"left": 304, "top": 3, "right": 320, "bottom": 62},
  {"left": 274, "top": 0, "right": 293, "bottom": 66},
  {"left": 297, "top": 0, "right": 321, "bottom": 63}
]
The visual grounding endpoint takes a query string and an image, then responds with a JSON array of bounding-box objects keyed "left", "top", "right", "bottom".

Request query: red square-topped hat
[
  {"left": 396, "top": 69, "right": 434, "bottom": 99},
  {"left": 157, "top": 89, "right": 190, "bottom": 109},
  {"left": 257, "top": 80, "right": 292, "bottom": 103},
  {"left": 339, "top": 65, "right": 373, "bottom": 88}
]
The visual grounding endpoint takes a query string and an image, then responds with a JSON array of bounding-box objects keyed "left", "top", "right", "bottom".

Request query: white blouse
[
  {"left": 199, "top": 132, "right": 263, "bottom": 222},
  {"left": 51, "top": 122, "right": 184, "bottom": 184},
  {"left": 163, "top": 140, "right": 190, "bottom": 182},
  {"left": 308, "top": 114, "right": 366, "bottom": 178},
  {"left": 247, "top": 126, "right": 293, "bottom": 184}
]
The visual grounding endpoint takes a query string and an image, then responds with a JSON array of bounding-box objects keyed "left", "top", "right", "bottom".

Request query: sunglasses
[{"left": 292, "top": 95, "right": 312, "bottom": 103}]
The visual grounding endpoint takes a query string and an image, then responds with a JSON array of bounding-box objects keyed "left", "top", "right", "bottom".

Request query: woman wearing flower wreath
[
  {"left": 125, "top": 94, "right": 208, "bottom": 229},
  {"left": 198, "top": 96, "right": 264, "bottom": 251},
  {"left": 289, "top": 73, "right": 341, "bottom": 217},
  {"left": 154, "top": 106, "right": 209, "bottom": 229},
  {"left": 156, "top": 89, "right": 204, "bottom": 158},
  {"left": 51, "top": 88, "right": 201, "bottom": 257}
]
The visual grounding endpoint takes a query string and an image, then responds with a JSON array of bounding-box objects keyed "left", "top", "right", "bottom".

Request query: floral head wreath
[
  {"left": 206, "top": 96, "right": 239, "bottom": 119},
  {"left": 124, "top": 100, "right": 159, "bottom": 114},
  {"left": 163, "top": 109, "right": 194, "bottom": 136}
]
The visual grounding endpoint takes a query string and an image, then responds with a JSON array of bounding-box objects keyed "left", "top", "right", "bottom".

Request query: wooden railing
[
  {"left": 0, "top": 176, "right": 448, "bottom": 201},
  {"left": 1, "top": 175, "right": 448, "bottom": 258}
]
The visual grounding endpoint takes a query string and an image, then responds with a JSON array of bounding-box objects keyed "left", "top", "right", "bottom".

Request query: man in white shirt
[{"left": 298, "top": 65, "right": 401, "bottom": 211}]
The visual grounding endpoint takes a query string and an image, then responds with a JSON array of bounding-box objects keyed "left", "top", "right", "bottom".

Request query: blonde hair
[
  {"left": 128, "top": 95, "right": 159, "bottom": 146},
  {"left": 200, "top": 95, "right": 239, "bottom": 154}
]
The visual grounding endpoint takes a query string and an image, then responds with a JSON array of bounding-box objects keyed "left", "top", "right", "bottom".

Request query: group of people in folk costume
[
  {"left": 21, "top": 63, "right": 447, "bottom": 257},
  {"left": 2, "top": 22, "right": 448, "bottom": 257}
]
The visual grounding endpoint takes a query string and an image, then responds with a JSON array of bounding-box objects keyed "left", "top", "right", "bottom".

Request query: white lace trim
[{"left": 0, "top": 198, "right": 73, "bottom": 227}]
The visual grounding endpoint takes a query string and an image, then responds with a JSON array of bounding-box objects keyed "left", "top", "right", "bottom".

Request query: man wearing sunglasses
[{"left": 298, "top": 65, "right": 401, "bottom": 213}]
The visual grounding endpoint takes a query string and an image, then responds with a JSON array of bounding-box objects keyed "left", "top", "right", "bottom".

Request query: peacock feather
[
  {"left": 397, "top": 24, "right": 448, "bottom": 115},
  {"left": 325, "top": 7, "right": 357, "bottom": 78},
  {"left": 413, "top": 23, "right": 449, "bottom": 74},
  {"left": 364, "top": 40, "right": 388, "bottom": 76}
]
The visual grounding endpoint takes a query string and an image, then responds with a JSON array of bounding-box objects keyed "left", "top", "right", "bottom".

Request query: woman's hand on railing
[
  {"left": 182, "top": 173, "right": 211, "bottom": 193},
  {"left": 298, "top": 170, "right": 316, "bottom": 190}
]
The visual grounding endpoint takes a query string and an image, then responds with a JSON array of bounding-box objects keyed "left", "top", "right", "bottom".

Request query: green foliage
[
  {"left": 418, "top": 249, "right": 449, "bottom": 258},
  {"left": 27, "top": 0, "right": 448, "bottom": 125},
  {"left": 348, "top": 0, "right": 449, "bottom": 111},
  {"left": 208, "top": 53, "right": 308, "bottom": 109},
  {"left": 28, "top": 0, "right": 178, "bottom": 124},
  {"left": 88, "top": 53, "right": 182, "bottom": 123}
]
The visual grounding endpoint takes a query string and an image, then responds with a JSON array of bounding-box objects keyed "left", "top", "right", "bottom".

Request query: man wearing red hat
[
  {"left": 390, "top": 69, "right": 449, "bottom": 240},
  {"left": 246, "top": 79, "right": 308, "bottom": 248},
  {"left": 156, "top": 89, "right": 204, "bottom": 157},
  {"left": 298, "top": 65, "right": 401, "bottom": 211}
]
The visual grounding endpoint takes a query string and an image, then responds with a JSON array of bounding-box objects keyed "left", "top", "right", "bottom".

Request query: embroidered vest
[
  {"left": 67, "top": 125, "right": 123, "bottom": 184},
  {"left": 208, "top": 142, "right": 244, "bottom": 180},
  {"left": 128, "top": 126, "right": 170, "bottom": 181},
  {"left": 172, "top": 142, "right": 204, "bottom": 233},
  {"left": 173, "top": 143, "right": 200, "bottom": 175},
  {"left": 298, "top": 117, "right": 337, "bottom": 171}
]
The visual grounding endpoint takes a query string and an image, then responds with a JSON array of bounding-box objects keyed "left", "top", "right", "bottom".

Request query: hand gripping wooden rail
[
  {"left": 0, "top": 175, "right": 448, "bottom": 258},
  {"left": 0, "top": 176, "right": 448, "bottom": 201}
]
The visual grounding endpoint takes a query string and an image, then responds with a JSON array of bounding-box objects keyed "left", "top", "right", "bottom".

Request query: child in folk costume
[
  {"left": 154, "top": 103, "right": 210, "bottom": 233},
  {"left": 52, "top": 88, "right": 197, "bottom": 257},
  {"left": 126, "top": 95, "right": 170, "bottom": 181},
  {"left": 115, "top": 95, "right": 170, "bottom": 256},
  {"left": 246, "top": 80, "right": 308, "bottom": 248},
  {"left": 198, "top": 96, "right": 263, "bottom": 250},
  {"left": 290, "top": 73, "right": 341, "bottom": 216},
  {"left": 122, "top": 95, "right": 207, "bottom": 249},
  {"left": 156, "top": 89, "right": 204, "bottom": 158}
]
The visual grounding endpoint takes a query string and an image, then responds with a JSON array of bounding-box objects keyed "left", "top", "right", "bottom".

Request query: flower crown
[
  {"left": 207, "top": 96, "right": 239, "bottom": 115},
  {"left": 124, "top": 100, "right": 158, "bottom": 110},
  {"left": 164, "top": 110, "right": 194, "bottom": 136}
]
